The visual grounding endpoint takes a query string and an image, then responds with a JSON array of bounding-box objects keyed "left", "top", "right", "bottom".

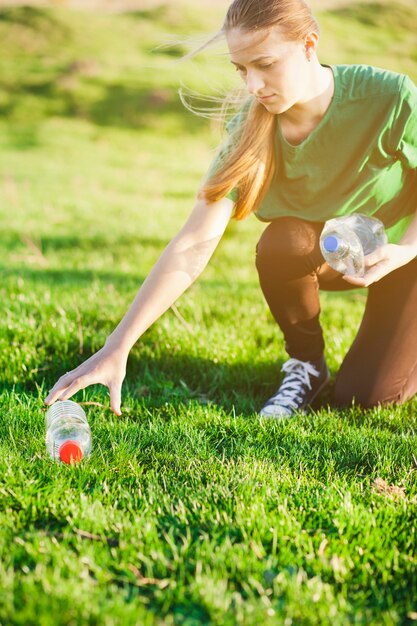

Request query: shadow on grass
[
  {"left": 2, "top": 231, "right": 170, "bottom": 255},
  {"left": 0, "top": 264, "right": 145, "bottom": 289},
  {"left": 1, "top": 225, "right": 252, "bottom": 292},
  {"left": 0, "top": 77, "right": 208, "bottom": 145},
  {"left": 2, "top": 339, "right": 412, "bottom": 432},
  {"left": 1, "top": 232, "right": 165, "bottom": 287},
  {"left": 0, "top": 346, "right": 283, "bottom": 415},
  {"left": 2, "top": 335, "right": 416, "bottom": 485}
]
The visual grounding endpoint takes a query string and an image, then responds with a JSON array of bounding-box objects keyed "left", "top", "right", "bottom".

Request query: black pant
[{"left": 255, "top": 217, "right": 417, "bottom": 408}]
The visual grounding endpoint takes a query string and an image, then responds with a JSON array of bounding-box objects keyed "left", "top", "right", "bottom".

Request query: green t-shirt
[{"left": 208, "top": 64, "right": 417, "bottom": 244}]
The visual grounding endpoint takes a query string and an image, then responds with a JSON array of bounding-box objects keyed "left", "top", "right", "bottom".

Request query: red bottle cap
[{"left": 59, "top": 441, "right": 83, "bottom": 464}]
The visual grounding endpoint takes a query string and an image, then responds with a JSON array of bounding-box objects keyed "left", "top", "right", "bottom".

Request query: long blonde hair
[{"left": 190, "top": 0, "right": 320, "bottom": 220}]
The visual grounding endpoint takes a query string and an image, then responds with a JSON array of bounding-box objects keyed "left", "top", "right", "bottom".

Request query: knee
[
  {"left": 256, "top": 217, "right": 323, "bottom": 283},
  {"left": 256, "top": 217, "right": 321, "bottom": 273},
  {"left": 334, "top": 376, "right": 402, "bottom": 409},
  {"left": 334, "top": 385, "right": 375, "bottom": 409},
  {"left": 257, "top": 217, "right": 318, "bottom": 261}
]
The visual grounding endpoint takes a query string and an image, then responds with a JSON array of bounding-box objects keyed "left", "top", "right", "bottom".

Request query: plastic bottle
[
  {"left": 45, "top": 400, "right": 92, "bottom": 464},
  {"left": 320, "top": 213, "right": 388, "bottom": 276}
]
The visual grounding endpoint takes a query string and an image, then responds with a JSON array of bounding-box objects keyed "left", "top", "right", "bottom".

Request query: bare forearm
[
  {"left": 104, "top": 235, "right": 220, "bottom": 353},
  {"left": 102, "top": 196, "right": 234, "bottom": 354}
]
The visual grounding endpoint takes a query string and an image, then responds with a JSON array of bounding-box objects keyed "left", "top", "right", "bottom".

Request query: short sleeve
[{"left": 389, "top": 75, "right": 417, "bottom": 169}]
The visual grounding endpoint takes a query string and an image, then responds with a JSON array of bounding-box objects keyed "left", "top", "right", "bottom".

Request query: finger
[
  {"left": 45, "top": 374, "right": 75, "bottom": 404},
  {"left": 57, "top": 376, "right": 90, "bottom": 402},
  {"left": 342, "top": 275, "right": 367, "bottom": 287},
  {"left": 45, "top": 386, "right": 71, "bottom": 405},
  {"left": 109, "top": 383, "right": 122, "bottom": 416},
  {"left": 343, "top": 264, "right": 388, "bottom": 288},
  {"left": 363, "top": 245, "right": 389, "bottom": 269},
  {"left": 359, "top": 267, "right": 388, "bottom": 286}
]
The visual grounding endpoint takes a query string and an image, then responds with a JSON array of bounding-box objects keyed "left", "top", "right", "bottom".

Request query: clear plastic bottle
[
  {"left": 320, "top": 213, "right": 388, "bottom": 276},
  {"left": 45, "top": 400, "right": 92, "bottom": 464}
]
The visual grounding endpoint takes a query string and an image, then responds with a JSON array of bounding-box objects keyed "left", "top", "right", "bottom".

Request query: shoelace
[{"left": 268, "top": 358, "right": 320, "bottom": 410}]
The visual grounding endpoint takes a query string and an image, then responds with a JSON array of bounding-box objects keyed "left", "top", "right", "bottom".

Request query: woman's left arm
[{"left": 343, "top": 207, "right": 417, "bottom": 287}]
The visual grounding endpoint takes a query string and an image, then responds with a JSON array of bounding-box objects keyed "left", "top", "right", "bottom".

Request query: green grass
[{"left": 1, "top": 2, "right": 417, "bottom": 624}]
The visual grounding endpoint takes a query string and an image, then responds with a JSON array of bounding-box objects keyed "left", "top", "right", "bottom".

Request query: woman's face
[{"left": 226, "top": 26, "right": 312, "bottom": 115}]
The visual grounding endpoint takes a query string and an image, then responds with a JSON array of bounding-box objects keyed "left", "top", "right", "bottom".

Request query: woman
[{"left": 45, "top": 0, "right": 417, "bottom": 418}]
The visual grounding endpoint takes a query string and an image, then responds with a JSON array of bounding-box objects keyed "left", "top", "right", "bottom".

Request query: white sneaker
[{"left": 259, "top": 357, "right": 330, "bottom": 418}]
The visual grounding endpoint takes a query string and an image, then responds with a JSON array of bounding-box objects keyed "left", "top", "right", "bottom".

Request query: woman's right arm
[{"left": 44, "top": 196, "right": 234, "bottom": 414}]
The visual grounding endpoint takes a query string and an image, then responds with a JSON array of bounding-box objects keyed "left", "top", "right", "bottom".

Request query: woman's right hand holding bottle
[{"left": 44, "top": 340, "right": 128, "bottom": 416}]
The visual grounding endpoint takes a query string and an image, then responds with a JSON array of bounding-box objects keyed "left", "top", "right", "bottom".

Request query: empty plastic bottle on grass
[
  {"left": 320, "top": 213, "right": 388, "bottom": 276},
  {"left": 45, "top": 400, "right": 92, "bottom": 464}
]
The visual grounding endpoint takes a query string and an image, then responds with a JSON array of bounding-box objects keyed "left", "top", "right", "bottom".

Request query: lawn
[{"left": 0, "top": 1, "right": 417, "bottom": 624}]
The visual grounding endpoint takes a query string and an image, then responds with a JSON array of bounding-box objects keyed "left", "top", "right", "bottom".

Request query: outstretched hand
[
  {"left": 44, "top": 344, "right": 128, "bottom": 415},
  {"left": 342, "top": 243, "right": 417, "bottom": 288}
]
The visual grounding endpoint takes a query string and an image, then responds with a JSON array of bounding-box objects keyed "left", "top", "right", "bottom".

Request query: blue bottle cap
[{"left": 323, "top": 235, "right": 340, "bottom": 253}]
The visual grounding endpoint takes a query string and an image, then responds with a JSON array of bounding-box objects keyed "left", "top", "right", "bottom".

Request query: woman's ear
[{"left": 304, "top": 31, "right": 319, "bottom": 60}]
